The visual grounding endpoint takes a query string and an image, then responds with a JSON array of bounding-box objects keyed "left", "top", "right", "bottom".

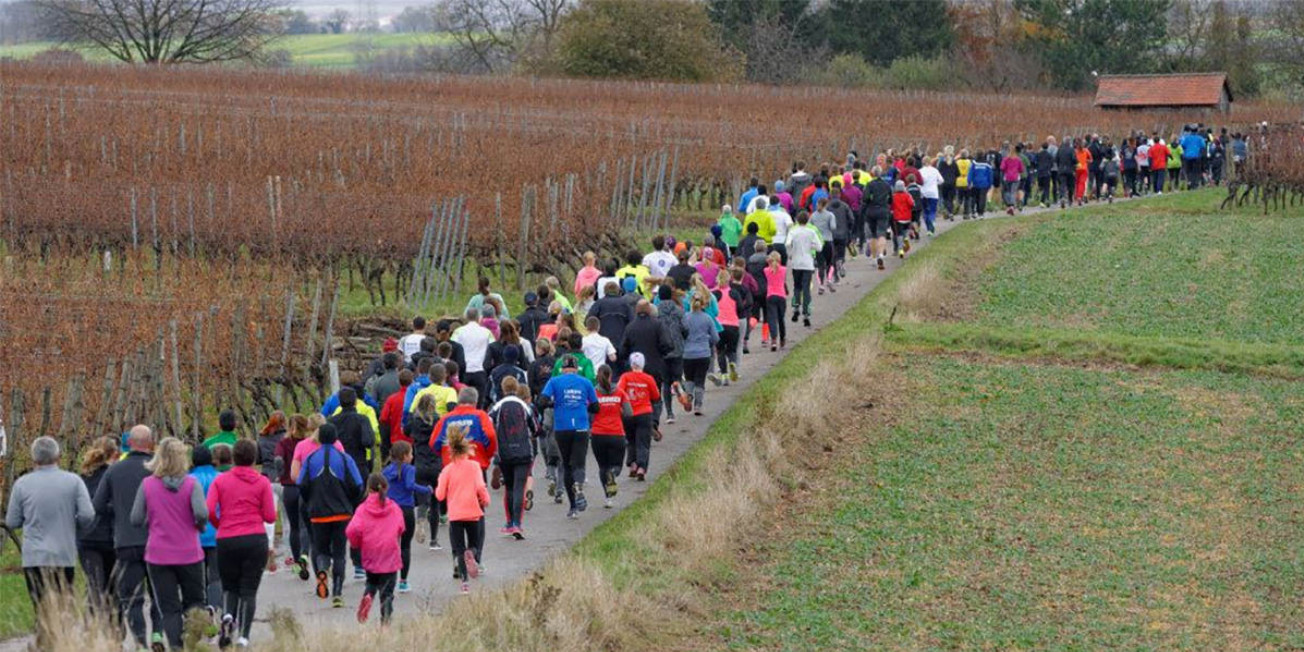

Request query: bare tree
[
  {"left": 323, "top": 8, "right": 349, "bottom": 34},
  {"left": 433, "top": 0, "right": 570, "bottom": 73},
  {"left": 37, "top": 0, "right": 286, "bottom": 63}
]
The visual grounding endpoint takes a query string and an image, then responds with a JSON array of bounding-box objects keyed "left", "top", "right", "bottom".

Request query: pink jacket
[
  {"left": 435, "top": 457, "right": 489, "bottom": 522},
  {"left": 345, "top": 493, "right": 405, "bottom": 574},
  {"left": 206, "top": 466, "right": 276, "bottom": 540}
]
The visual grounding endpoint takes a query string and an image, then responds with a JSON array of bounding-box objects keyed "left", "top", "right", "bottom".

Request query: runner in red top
[
  {"left": 616, "top": 353, "right": 662, "bottom": 482},
  {"left": 591, "top": 365, "right": 630, "bottom": 507}
]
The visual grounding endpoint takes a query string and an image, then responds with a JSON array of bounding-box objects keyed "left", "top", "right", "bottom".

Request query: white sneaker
[{"left": 236, "top": 638, "right": 250, "bottom": 648}]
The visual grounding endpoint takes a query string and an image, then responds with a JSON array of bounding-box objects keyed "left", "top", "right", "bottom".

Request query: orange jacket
[
  {"left": 1075, "top": 147, "right": 1093, "bottom": 171},
  {"left": 432, "top": 404, "right": 498, "bottom": 469},
  {"left": 434, "top": 457, "right": 489, "bottom": 522}
]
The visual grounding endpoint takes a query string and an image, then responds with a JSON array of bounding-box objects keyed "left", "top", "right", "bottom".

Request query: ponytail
[
  {"left": 596, "top": 365, "right": 614, "bottom": 394},
  {"left": 367, "top": 472, "right": 389, "bottom": 506}
]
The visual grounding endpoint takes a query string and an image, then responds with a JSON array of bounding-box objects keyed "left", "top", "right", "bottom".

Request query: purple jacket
[{"left": 131, "top": 475, "right": 207, "bottom": 566}]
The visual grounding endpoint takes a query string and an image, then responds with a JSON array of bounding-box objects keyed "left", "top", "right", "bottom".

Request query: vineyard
[
  {"left": 1223, "top": 125, "right": 1304, "bottom": 213},
  {"left": 0, "top": 60, "right": 1291, "bottom": 486}
]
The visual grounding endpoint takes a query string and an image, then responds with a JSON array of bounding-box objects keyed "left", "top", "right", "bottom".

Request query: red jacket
[
  {"left": 379, "top": 385, "right": 410, "bottom": 445},
  {"left": 432, "top": 404, "right": 498, "bottom": 469},
  {"left": 892, "top": 191, "right": 915, "bottom": 223}
]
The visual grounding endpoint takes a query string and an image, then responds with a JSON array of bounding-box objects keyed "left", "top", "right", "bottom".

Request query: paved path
[{"left": 1, "top": 201, "right": 1095, "bottom": 650}]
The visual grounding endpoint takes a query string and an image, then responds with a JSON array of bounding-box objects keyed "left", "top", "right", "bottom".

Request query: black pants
[
  {"left": 24, "top": 566, "right": 74, "bottom": 645},
  {"left": 717, "top": 325, "right": 739, "bottom": 375},
  {"left": 660, "top": 357, "right": 683, "bottom": 419},
  {"left": 682, "top": 356, "right": 711, "bottom": 411},
  {"left": 364, "top": 571, "right": 397, "bottom": 623},
  {"left": 817, "top": 241, "right": 834, "bottom": 283},
  {"left": 973, "top": 187, "right": 989, "bottom": 215},
  {"left": 765, "top": 296, "right": 787, "bottom": 347},
  {"left": 622, "top": 413, "right": 652, "bottom": 471},
  {"left": 499, "top": 461, "right": 531, "bottom": 528},
  {"left": 449, "top": 520, "right": 482, "bottom": 580},
  {"left": 311, "top": 520, "right": 348, "bottom": 596},
  {"left": 464, "top": 371, "right": 490, "bottom": 408},
  {"left": 833, "top": 238, "right": 847, "bottom": 269},
  {"left": 1057, "top": 172, "right": 1075, "bottom": 204},
  {"left": 791, "top": 270, "right": 812, "bottom": 317},
  {"left": 78, "top": 542, "right": 116, "bottom": 616},
  {"left": 416, "top": 464, "right": 443, "bottom": 546},
  {"left": 146, "top": 562, "right": 205, "bottom": 650},
  {"left": 940, "top": 183, "right": 955, "bottom": 215},
  {"left": 555, "top": 430, "right": 590, "bottom": 508},
  {"left": 218, "top": 533, "right": 267, "bottom": 640},
  {"left": 202, "top": 546, "right": 221, "bottom": 609},
  {"left": 1037, "top": 176, "right": 1051, "bottom": 204},
  {"left": 399, "top": 506, "right": 415, "bottom": 580},
  {"left": 281, "top": 485, "right": 308, "bottom": 561},
  {"left": 1124, "top": 169, "right": 1138, "bottom": 195},
  {"left": 113, "top": 546, "right": 163, "bottom": 647},
  {"left": 592, "top": 434, "right": 625, "bottom": 491}
]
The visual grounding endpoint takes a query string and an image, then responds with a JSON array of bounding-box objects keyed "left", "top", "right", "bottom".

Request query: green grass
[
  {"left": 0, "top": 33, "right": 445, "bottom": 69},
  {"left": 0, "top": 544, "right": 33, "bottom": 639},
  {"left": 722, "top": 358, "right": 1304, "bottom": 650},
  {"left": 972, "top": 189, "right": 1304, "bottom": 346}
]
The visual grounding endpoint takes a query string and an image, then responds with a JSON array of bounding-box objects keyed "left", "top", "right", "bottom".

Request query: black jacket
[
  {"left": 517, "top": 305, "right": 549, "bottom": 344},
  {"left": 589, "top": 295, "right": 633, "bottom": 344},
  {"left": 80, "top": 465, "right": 115, "bottom": 545},
  {"left": 1055, "top": 146, "right": 1077, "bottom": 174},
  {"left": 1034, "top": 150, "right": 1054, "bottom": 178},
  {"left": 328, "top": 408, "right": 375, "bottom": 474},
  {"left": 620, "top": 313, "right": 672, "bottom": 381},
  {"left": 667, "top": 263, "right": 697, "bottom": 290},
  {"left": 92, "top": 450, "right": 152, "bottom": 549},
  {"left": 407, "top": 414, "right": 440, "bottom": 472},
  {"left": 489, "top": 363, "right": 529, "bottom": 403},
  {"left": 864, "top": 178, "right": 892, "bottom": 218}
]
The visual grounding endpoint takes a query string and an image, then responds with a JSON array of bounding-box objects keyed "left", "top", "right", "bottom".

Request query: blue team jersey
[{"left": 541, "top": 373, "right": 598, "bottom": 432}]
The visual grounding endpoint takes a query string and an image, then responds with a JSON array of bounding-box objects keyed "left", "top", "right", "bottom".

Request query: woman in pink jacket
[
  {"left": 207, "top": 439, "right": 276, "bottom": 648},
  {"left": 346, "top": 473, "right": 405, "bottom": 624}
]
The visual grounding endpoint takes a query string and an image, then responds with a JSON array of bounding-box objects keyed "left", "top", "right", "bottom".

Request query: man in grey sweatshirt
[
  {"left": 93, "top": 424, "right": 162, "bottom": 649},
  {"left": 5, "top": 436, "right": 95, "bottom": 644}
]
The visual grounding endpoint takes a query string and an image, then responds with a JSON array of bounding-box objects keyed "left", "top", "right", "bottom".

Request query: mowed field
[
  {"left": 0, "top": 33, "right": 439, "bottom": 67},
  {"left": 686, "top": 191, "right": 1304, "bottom": 650}
]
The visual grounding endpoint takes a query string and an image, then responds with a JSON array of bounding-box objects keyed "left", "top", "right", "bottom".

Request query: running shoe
[
  {"left": 897, "top": 249, "right": 905, "bottom": 258},
  {"left": 828, "top": 283, "right": 836, "bottom": 293},
  {"left": 629, "top": 466, "right": 639, "bottom": 478},
  {"left": 297, "top": 555, "right": 310, "bottom": 581},
  {"left": 903, "top": 239, "right": 911, "bottom": 253},
  {"left": 315, "top": 570, "right": 330, "bottom": 599},
  {"left": 803, "top": 317, "right": 811, "bottom": 328},
  {"left": 353, "top": 567, "right": 366, "bottom": 580},
  {"left": 792, "top": 311, "right": 799, "bottom": 322},
  {"left": 677, "top": 391, "right": 693, "bottom": 412},
  {"left": 708, "top": 372, "right": 723, "bottom": 387},
  {"left": 429, "top": 542, "right": 444, "bottom": 551},
  {"left": 332, "top": 595, "right": 344, "bottom": 609},
  {"left": 397, "top": 581, "right": 411, "bottom": 594},
  {"left": 771, "top": 344, "right": 777, "bottom": 352},
  {"left": 511, "top": 527, "right": 525, "bottom": 541},
  {"left": 653, "top": 427, "right": 663, "bottom": 441},
  {"left": 524, "top": 489, "right": 534, "bottom": 511},
  {"left": 818, "top": 286, "right": 825, "bottom": 295},
  {"left": 574, "top": 485, "right": 588, "bottom": 511},
  {"left": 356, "top": 593, "right": 373, "bottom": 624},
  {"left": 877, "top": 258, "right": 885, "bottom": 270},
  {"left": 152, "top": 632, "right": 166, "bottom": 652},
  {"left": 235, "top": 638, "right": 249, "bottom": 649},
  {"left": 553, "top": 490, "right": 563, "bottom": 504},
  {"left": 636, "top": 469, "right": 647, "bottom": 481},
  {"left": 547, "top": 479, "right": 557, "bottom": 498},
  {"left": 567, "top": 509, "right": 579, "bottom": 520},
  {"left": 605, "top": 497, "right": 614, "bottom": 508},
  {"left": 453, "top": 566, "right": 461, "bottom": 580},
  {"left": 499, "top": 526, "right": 513, "bottom": 536},
  {"left": 460, "top": 582, "right": 470, "bottom": 595},
  {"left": 284, "top": 555, "right": 296, "bottom": 569},
  {"left": 666, "top": 414, "right": 676, "bottom": 424},
  {"left": 604, "top": 471, "right": 618, "bottom": 498},
  {"left": 743, "top": 345, "right": 750, "bottom": 354},
  {"left": 266, "top": 553, "right": 278, "bottom": 575},
  {"left": 728, "top": 362, "right": 738, "bottom": 382},
  {"left": 219, "top": 616, "right": 234, "bottom": 650}
]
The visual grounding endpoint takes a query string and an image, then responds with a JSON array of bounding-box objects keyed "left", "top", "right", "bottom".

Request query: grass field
[
  {"left": 0, "top": 33, "right": 442, "bottom": 68},
  {"left": 717, "top": 357, "right": 1304, "bottom": 650}
]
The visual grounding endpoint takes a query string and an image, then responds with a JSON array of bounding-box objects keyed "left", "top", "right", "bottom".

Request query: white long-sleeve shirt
[{"left": 451, "top": 322, "right": 494, "bottom": 374}]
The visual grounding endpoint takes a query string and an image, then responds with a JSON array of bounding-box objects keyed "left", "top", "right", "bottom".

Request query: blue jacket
[
  {"left": 738, "top": 187, "right": 759, "bottom": 214},
  {"left": 1180, "top": 133, "right": 1205, "bottom": 160},
  {"left": 298, "top": 444, "right": 364, "bottom": 488},
  {"left": 401, "top": 375, "right": 433, "bottom": 415},
  {"left": 189, "top": 464, "right": 219, "bottom": 548},
  {"left": 320, "top": 389, "right": 379, "bottom": 417},
  {"left": 968, "top": 162, "right": 994, "bottom": 189},
  {"left": 541, "top": 373, "right": 598, "bottom": 432},
  {"left": 382, "top": 462, "right": 431, "bottom": 508}
]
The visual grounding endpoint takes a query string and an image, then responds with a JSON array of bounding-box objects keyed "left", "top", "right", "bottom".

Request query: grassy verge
[{"left": 0, "top": 545, "right": 33, "bottom": 639}]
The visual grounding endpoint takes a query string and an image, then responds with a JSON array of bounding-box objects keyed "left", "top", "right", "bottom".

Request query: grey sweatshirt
[{"left": 5, "top": 466, "right": 95, "bottom": 568}]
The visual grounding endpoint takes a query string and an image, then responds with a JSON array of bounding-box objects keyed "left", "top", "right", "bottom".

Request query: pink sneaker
[{"left": 356, "top": 593, "right": 373, "bottom": 623}]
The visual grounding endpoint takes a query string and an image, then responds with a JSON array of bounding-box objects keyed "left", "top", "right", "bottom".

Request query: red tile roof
[{"left": 1094, "top": 73, "right": 1231, "bottom": 108}]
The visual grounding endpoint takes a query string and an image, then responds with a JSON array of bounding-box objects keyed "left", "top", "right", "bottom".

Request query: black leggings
[
  {"left": 281, "top": 485, "right": 308, "bottom": 561},
  {"left": 400, "top": 506, "right": 415, "bottom": 580},
  {"left": 202, "top": 546, "right": 220, "bottom": 609},
  {"left": 217, "top": 533, "right": 268, "bottom": 640},
  {"left": 660, "top": 357, "right": 683, "bottom": 419},
  {"left": 765, "top": 296, "right": 787, "bottom": 346},
  {"left": 716, "top": 325, "right": 739, "bottom": 375},
  {"left": 499, "top": 460, "right": 531, "bottom": 527},
  {"left": 416, "top": 464, "right": 443, "bottom": 546},
  {"left": 146, "top": 562, "right": 205, "bottom": 650},
  {"left": 113, "top": 546, "right": 162, "bottom": 648},
  {"left": 364, "top": 571, "right": 397, "bottom": 623},
  {"left": 618, "top": 413, "right": 651, "bottom": 471},
  {"left": 592, "top": 434, "right": 627, "bottom": 489},
  {"left": 682, "top": 357, "right": 711, "bottom": 411},
  {"left": 311, "top": 520, "right": 348, "bottom": 596},
  {"left": 554, "top": 429, "right": 590, "bottom": 508},
  {"left": 449, "top": 520, "right": 482, "bottom": 580},
  {"left": 78, "top": 542, "right": 116, "bottom": 616}
]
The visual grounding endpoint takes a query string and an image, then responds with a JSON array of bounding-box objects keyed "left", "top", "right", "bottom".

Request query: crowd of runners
[{"left": 5, "top": 130, "right": 1244, "bottom": 650}]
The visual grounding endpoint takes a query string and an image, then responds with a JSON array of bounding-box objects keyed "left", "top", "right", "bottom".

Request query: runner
[
  {"left": 919, "top": 157, "right": 943, "bottom": 233},
  {"left": 681, "top": 292, "right": 719, "bottom": 417},
  {"left": 207, "top": 439, "right": 276, "bottom": 648},
  {"left": 762, "top": 252, "right": 787, "bottom": 352},
  {"left": 810, "top": 197, "right": 835, "bottom": 294},
  {"left": 785, "top": 210, "right": 821, "bottom": 327},
  {"left": 130, "top": 437, "right": 208, "bottom": 652},
  {"left": 892, "top": 180, "right": 916, "bottom": 258},
  {"left": 188, "top": 444, "right": 222, "bottom": 610},
  {"left": 298, "top": 423, "right": 364, "bottom": 608},
  {"left": 407, "top": 393, "right": 445, "bottom": 551},
  {"left": 539, "top": 356, "right": 598, "bottom": 519},
  {"left": 274, "top": 414, "right": 312, "bottom": 582},
  {"left": 346, "top": 472, "right": 403, "bottom": 624},
  {"left": 381, "top": 441, "right": 430, "bottom": 592},
  {"left": 436, "top": 425, "right": 490, "bottom": 594},
  {"left": 78, "top": 435, "right": 120, "bottom": 618},
  {"left": 617, "top": 352, "right": 661, "bottom": 483},
  {"left": 590, "top": 365, "right": 630, "bottom": 505},
  {"left": 488, "top": 377, "right": 536, "bottom": 539}
]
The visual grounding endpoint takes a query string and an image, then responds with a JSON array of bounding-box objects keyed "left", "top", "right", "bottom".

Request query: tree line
[{"left": 1, "top": 0, "right": 1300, "bottom": 97}]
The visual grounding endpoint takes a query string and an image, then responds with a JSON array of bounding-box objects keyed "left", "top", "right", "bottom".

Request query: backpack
[
  {"left": 492, "top": 398, "right": 535, "bottom": 465},
  {"left": 302, "top": 445, "right": 360, "bottom": 519}
]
